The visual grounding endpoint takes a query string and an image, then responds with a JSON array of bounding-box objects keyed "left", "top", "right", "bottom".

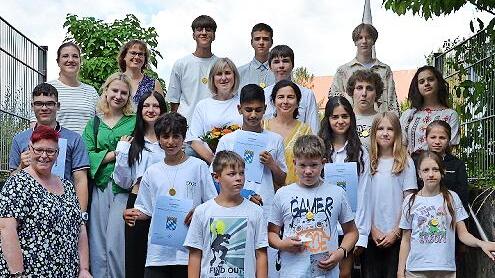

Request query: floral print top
[
  {"left": 400, "top": 107, "right": 460, "bottom": 154},
  {"left": 0, "top": 171, "right": 82, "bottom": 276},
  {"left": 132, "top": 75, "right": 156, "bottom": 105}
]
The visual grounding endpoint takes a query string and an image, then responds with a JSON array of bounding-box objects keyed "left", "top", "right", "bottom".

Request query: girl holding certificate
[
  {"left": 362, "top": 112, "right": 417, "bottom": 278},
  {"left": 113, "top": 91, "right": 167, "bottom": 278},
  {"left": 318, "top": 96, "right": 371, "bottom": 278}
]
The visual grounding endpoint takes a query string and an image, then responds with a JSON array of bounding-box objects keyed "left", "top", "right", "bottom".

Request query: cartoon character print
[
  {"left": 356, "top": 124, "right": 371, "bottom": 139},
  {"left": 289, "top": 195, "right": 333, "bottom": 254},
  {"left": 416, "top": 205, "right": 448, "bottom": 244}
]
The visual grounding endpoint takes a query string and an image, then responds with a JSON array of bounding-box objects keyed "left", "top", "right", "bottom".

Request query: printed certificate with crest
[
  {"left": 324, "top": 162, "right": 358, "bottom": 212},
  {"left": 150, "top": 195, "right": 193, "bottom": 248},
  {"left": 233, "top": 131, "right": 267, "bottom": 184}
]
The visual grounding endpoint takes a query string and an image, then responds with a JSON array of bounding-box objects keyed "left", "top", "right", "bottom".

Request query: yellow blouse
[{"left": 263, "top": 119, "right": 313, "bottom": 185}]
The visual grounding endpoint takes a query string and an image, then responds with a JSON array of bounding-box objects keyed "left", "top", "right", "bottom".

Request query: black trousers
[
  {"left": 144, "top": 265, "right": 188, "bottom": 278},
  {"left": 125, "top": 193, "right": 151, "bottom": 278},
  {"left": 361, "top": 238, "right": 400, "bottom": 278}
]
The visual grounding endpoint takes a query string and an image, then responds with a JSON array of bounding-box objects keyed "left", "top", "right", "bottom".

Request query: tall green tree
[
  {"left": 63, "top": 14, "right": 165, "bottom": 90},
  {"left": 292, "top": 67, "right": 315, "bottom": 89}
]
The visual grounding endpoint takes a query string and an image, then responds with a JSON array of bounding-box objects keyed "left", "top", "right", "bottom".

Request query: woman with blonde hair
[
  {"left": 362, "top": 112, "right": 417, "bottom": 278},
  {"left": 83, "top": 72, "right": 136, "bottom": 278},
  {"left": 185, "top": 57, "right": 243, "bottom": 164}
]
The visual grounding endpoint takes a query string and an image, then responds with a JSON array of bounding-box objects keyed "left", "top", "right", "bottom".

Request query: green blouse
[{"left": 83, "top": 114, "right": 136, "bottom": 193}]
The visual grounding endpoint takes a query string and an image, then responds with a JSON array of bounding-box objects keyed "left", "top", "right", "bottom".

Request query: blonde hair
[
  {"left": 208, "top": 57, "right": 240, "bottom": 96},
  {"left": 293, "top": 135, "right": 326, "bottom": 160},
  {"left": 97, "top": 72, "right": 134, "bottom": 116},
  {"left": 212, "top": 150, "right": 245, "bottom": 174},
  {"left": 370, "top": 112, "right": 408, "bottom": 175}
]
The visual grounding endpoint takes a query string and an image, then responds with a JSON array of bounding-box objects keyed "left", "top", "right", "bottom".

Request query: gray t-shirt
[
  {"left": 184, "top": 199, "right": 268, "bottom": 278},
  {"left": 355, "top": 113, "right": 376, "bottom": 151},
  {"left": 9, "top": 124, "right": 90, "bottom": 181},
  {"left": 399, "top": 190, "right": 468, "bottom": 271},
  {"left": 269, "top": 182, "right": 354, "bottom": 278}
]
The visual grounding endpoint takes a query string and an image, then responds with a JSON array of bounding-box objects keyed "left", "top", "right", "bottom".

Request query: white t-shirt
[
  {"left": 355, "top": 113, "right": 376, "bottom": 151},
  {"left": 399, "top": 190, "right": 468, "bottom": 271},
  {"left": 184, "top": 199, "right": 268, "bottom": 278},
  {"left": 263, "top": 83, "right": 320, "bottom": 134},
  {"left": 134, "top": 157, "right": 218, "bottom": 266},
  {"left": 185, "top": 96, "right": 243, "bottom": 142},
  {"left": 33, "top": 79, "right": 99, "bottom": 134},
  {"left": 166, "top": 54, "right": 218, "bottom": 122},
  {"left": 215, "top": 129, "right": 287, "bottom": 218},
  {"left": 269, "top": 182, "right": 354, "bottom": 278},
  {"left": 330, "top": 142, "right": 371, "bottom": 247},
  {"left": 370, "top": 157, "right": 417, "bottom": 234},
  {"left": 113, "top": 139, "right": 164, "bottom": 190}
]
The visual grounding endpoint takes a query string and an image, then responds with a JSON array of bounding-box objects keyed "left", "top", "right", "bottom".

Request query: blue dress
[{"left": 132, "top": 75, "right": 156, "bottom": 105}]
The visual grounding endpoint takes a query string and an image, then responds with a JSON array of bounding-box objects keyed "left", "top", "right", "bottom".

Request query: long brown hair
[
  {"left": 407, "top": 151, "right": 456, "bottom": 229},
  {"left": 370, "top": 112, "right": 407, "bottom": 175}
]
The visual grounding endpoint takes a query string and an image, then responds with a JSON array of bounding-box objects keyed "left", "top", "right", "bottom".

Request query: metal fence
[
  {"left": 434, "top": 28, "right": 495, "bottom": 182},
  {"left": 0, "top": 16, "right": 47, "bottom": 175}
]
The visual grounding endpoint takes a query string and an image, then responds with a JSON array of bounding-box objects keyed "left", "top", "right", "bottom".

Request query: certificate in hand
[
  {"left": 324, "top": 162, "right": 358, "bottom": 212},
  {"left": 150, "top": 195, "right": 193, "bottom": 248},
  {"left": 52, "top": 138, "right": 67, "bottom": 178},
  {"left": 233, "top": 131, "right": 268, "bottom": 184}
]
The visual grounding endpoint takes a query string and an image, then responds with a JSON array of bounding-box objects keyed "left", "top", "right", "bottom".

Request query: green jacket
[{"left": 83, "top": 114, "right": 136, "bottom": 194}]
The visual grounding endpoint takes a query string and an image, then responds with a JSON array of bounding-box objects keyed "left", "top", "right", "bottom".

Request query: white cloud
[{"left": 2, "top": 0, "right": 492, "bottom": 87}]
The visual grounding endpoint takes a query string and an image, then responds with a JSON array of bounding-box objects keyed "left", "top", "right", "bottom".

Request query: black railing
[
  {"left": 0, "top": 16, "right": 47, "bottom": 174},
  {"left": 434, "top": 28, "right": 495, "bottom": 183}
]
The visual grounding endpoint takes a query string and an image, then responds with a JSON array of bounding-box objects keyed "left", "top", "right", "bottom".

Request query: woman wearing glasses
[
  {"left": 118, "top": 40, "right": 164, "bottom": 108},
  {"left": 0, "top": 125, "right": 91, "bottom": 277}
]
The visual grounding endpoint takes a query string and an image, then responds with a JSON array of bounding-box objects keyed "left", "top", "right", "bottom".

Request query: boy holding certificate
[
  {"left": 268, "top": 135, "right": 359, "bottom": 278},
  {"left": 184, "top": 151, "right": 268, "bottom": 278},
  {"left": 123, "top": 112, "right": 217, "bottom": 278},
  {"left": 214, "top": 84, "right": 286, "bottom": 276}
]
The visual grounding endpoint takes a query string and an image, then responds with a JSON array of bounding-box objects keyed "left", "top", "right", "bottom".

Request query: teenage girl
[
  {"left": 113, "top": 91, "right": 167, "bottom": 278},
  {"left": 398, "top": 151, "right": 495, "bottom": 278},
  {"left": 319, "top": 96, "right": 371, "bottom": 278},
  {"left": 362, "top": 112, "right": 417, "bottom": 278}
]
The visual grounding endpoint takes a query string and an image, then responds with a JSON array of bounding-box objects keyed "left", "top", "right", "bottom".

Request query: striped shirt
[{"left": 31, "top": 79, "right": 99, "bottom": 134}]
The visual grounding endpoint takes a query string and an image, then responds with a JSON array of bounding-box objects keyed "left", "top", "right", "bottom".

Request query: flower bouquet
[{"left": 200, "top": 124, "right": 240, "bottom": 153}]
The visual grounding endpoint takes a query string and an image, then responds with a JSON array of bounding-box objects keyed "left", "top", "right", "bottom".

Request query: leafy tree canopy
[
  {"left": 292, "top": 66, "right": 315, "bottom": 89},
  {"left": 63, "top": 14, "right": 165, "bottom": 90}
]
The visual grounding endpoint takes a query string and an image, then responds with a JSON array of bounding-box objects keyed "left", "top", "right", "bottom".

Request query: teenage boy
[
  {"left": 329, "top": 23, "right": 399, "bottom": 114},
  {"left": 184, "top": 151, "right": 268, "bottom": 278},
  {"left": 123, "top": 112, "right": 217, "bottom": 278},
  {"left": 264, "top": 45, "right": 320, "bottom": 134},
  {"left": 346, "top": 69, "right": 383, "bottom": 150},
  {"left": 166, "top": 15, "right": 218, "bottom": 122},
  {"left": 9, "top": 83, "right": 90, "bottom": 211},
  {"left": 238, "top": 23, "right": 276, "bottom": 90},
  {"left": 268, "top": 135, "right": 359, "bottom": 278}
]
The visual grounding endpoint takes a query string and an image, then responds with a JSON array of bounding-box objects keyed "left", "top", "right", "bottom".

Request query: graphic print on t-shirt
[
  {"left": 208, "top": 217, "right": 247, "bottom": 278},
  {"left": 356, "top": 124, "right": 371, "bottom": 139},
  {"left": 416, "top": 205, "right": 448, "bottom": 244},
  {"left": 289, "top": 195, "right": 333, "bottom": 254}
]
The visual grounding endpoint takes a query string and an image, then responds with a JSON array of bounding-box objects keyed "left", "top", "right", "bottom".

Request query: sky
[{"left": 1, "top": 0, "right": 493, "bottom": 85}]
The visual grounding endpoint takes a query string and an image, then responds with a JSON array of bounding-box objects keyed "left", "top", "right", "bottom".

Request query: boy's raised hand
[{"left": 259, "top": 150, "right": 276, "bottom": 168}]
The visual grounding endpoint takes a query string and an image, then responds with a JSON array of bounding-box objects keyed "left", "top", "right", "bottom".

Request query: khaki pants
[{"left": 406, "top": 270, "right": 456, "bottom": 278}]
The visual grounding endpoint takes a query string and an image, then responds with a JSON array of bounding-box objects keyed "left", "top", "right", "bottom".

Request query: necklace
[
  {"left": 255, "top": 62, "right": 268, "bottom": 88},
  {"left": 199, "top": 62, "right": 209, "bottom": 85},
  {"left": 166, "top": 151, "right": 185, "bottom": 196}
]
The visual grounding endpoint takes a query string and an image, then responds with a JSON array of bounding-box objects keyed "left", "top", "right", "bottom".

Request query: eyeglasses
[
  {"left": 30, "top": 146, "right": 58, "bottom": 156},
  {"left": 128, "top": 51, "right": 145, "bottom": 58},
  {"left": 33, "top": 101, "right": 57, "bottom": 108},
  {"left": 194, "top": 27, "right": 214, "bottom": 33}
]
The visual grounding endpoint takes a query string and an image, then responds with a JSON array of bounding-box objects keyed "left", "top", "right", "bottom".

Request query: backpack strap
[{"left": 93, "top": 115, "right": 100, "bottom": 152}]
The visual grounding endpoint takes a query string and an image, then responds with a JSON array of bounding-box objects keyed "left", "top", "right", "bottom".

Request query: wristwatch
[
  {"left": 10, "top": 271, "right": 23, "bottom": 277},
  {"left": 337, "top": 246, "right": 348, "bottom": 258},
  {"left": 81, "top": 212, "right": 89, "bottom": 223}
]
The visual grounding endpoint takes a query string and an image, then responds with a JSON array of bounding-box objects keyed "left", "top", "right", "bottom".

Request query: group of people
[{"left": 0, "top": 14, "right": 493, "bottom": 278}]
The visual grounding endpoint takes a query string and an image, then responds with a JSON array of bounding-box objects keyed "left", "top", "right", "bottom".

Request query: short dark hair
[
  {"left": 154, "top": 112, "right": 188, "bottom": 139},
  {"left": 408, "top": 65, "right": 450, "bottom": 109},
  {"left": 56, "top": 42, "right": 81, "bottom": 63},
  {"left": 32, "top": 83, "right": 58, "bottom": 100},
  {"left": 268, "top": 45, "right": 294, "bottom": 67},
  {"left": 270, "top": 80, "right": 301, "bottom": 119},
  {"left": 346, "top": 69, "right": 384, "bottom": 100},
  {"left": 240, "top": 84, "right": 265, "bottom": 104},
  {"left": 352, "top": 23, "right": 378, "bottom": 42},
  {"left": 191, "top": 15, "right": 217, "bottom": 32},
  {"left": 118, "top": 40, "right": 149, "bottom": 72},
  {"left": 251, "top": 23, "right": 273, "bottom": 39}
]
